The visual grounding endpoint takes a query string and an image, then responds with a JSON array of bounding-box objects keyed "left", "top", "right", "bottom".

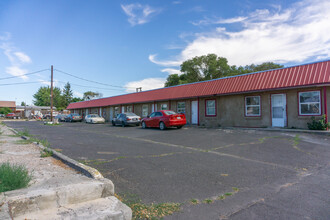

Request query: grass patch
[
  {"left": 44, "top": 123, "right": 62, "bottom": 126},
  {"left": 116, "top": 193, "right": 181, "bottom": 219},
  {"left": 190, "top": 199, "right": 199, "bottom": 205},
  {"left": 232, "top": 187, "right": 239, "bottom": 192},
  {"left": 224, "top": 192, "right": 233, "bottom": 196},
  {"left": 40, "top": 148, "right": 53, "bottom": 158},
  {"left": 0, "top": 162, "right": 32, "bottom": 193},
  {"left": 15, "top": 139, "right": 31, "bottom": 145},
  {"left": 293, "top": 134, "right": 300, "bottom": 146},
  {"left": 217, "top": 195, "right": 226, "bottom": 200},
  {"left": 203, "top": 199, "right": 213, "bottom": 204},
  {"left": 17, "top": 128, "right": 31, "bottom": 137}
]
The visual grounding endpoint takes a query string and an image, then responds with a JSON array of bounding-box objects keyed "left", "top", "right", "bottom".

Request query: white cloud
[
  {"left": 121, "top": 4, "right": 160, "bottom": 26},
  {"left": 149, "top": 54, "right": 181, "bottom": 66},
  {"left": 161, "top": 68, "right": 181, "bottom": 75},
  {"left": 152, "top": 0, "right": 330, "bottom": 66},
  {"left": 0, "top": 34, "right": 32, "bottom": 79},
  {"left": 6, "top": 66, "right": 28, "bottom": 80},
  {"left": 73, "top": 91, "right": 83, "bottom": 98},
  {"left": 124, "top": 78, "right": 166, "bottom": 93},
  {"left": 14, "top": 52, "right": 31, "bottom": 63}
]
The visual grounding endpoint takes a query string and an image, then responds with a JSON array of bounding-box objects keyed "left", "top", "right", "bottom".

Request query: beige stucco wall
[
  {"left": 72, "top": 86, "right": 329, "bottom": 129},
  {"left": 197, "top": 86, "right": 329, "bottom": 129}
]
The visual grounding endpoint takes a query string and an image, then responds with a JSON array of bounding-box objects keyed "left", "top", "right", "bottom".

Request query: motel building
[{"left": 67, "top": 60, "right": 330, "bottom": 129}]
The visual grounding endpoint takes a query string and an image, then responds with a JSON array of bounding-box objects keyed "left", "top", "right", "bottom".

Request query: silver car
[
  {"left": 85, "top": 114, "right": 105, "bottom": 124},
  {"left": 112, "top": 112, "right": 141, "bottom": 127}
]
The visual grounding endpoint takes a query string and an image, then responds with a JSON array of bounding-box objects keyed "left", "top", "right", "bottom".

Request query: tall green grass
[{"left": 0, "top": 162, "right": 32, "bottom": 192}]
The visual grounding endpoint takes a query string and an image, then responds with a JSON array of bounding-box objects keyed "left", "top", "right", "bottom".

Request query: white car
[{"left": 85, "top": 114, "right": 105, "bottom": 124}]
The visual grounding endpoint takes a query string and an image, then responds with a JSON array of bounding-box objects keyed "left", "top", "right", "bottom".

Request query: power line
[
  {"left": 54, "top": 68, "right": 135, "bottom": 89},
  {"left": 0, "top": 81, "right": 43, "bottom": 86},
  {"left": 57, "top": 81, "right": 127, "bottom": 92},
  {"left": 0, "top": 69, "right": 49, "bottom": 80}
]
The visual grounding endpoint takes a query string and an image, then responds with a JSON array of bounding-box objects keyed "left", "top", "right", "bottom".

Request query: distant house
[
  {"left": 67, "top": 60, "right": 330, "bottom": 129},
  {"left": 0, "top": 101, "right": 16, "bottom": 112}
]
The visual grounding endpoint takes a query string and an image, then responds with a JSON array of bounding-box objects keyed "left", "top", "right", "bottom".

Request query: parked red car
[
  {"left": 6, "top": 113, "right": 18, "bottom": 119},
  {"left": 141, "top": 110, "right": 186, "bottom": 130}
]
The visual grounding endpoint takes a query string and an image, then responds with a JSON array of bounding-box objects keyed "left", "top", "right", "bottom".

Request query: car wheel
[
  {"left": 122, "top": 122, "right": 125, "bottom": 127},
  {"left": 177, "top": 126, "right": 183, "bottom": 129},
  {"left": 142, "top": 121, "right": 147, "bottom": 129},
  {"left": 159, "top": 122, "right": 166, "bottom": 130},
  {"left": 136, "top": 123, "right": 140, "bottom": 126}
]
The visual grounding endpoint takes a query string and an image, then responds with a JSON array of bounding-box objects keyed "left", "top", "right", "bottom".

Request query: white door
[
  {"left": 110, "top": 107, "right": 113, "bottom": 121},
  {"left": 121, "top": 106, "right": 125, "bottom": 113},
  {"left": 191, "top": 100, "right": 198, "bottom": 125},
  {"left": 271, "top": 94, "right": 286, "bottom": 127}
]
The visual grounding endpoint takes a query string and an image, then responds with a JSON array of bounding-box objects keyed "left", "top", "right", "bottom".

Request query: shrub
[
  {"left": 0, "top": 107, "right": 12, "bottom": 115},
  {"left": 0, "top": 162, "right": 32, "bottom": 192},
  {"left": 307, "top": 115, "right": 329, "bottom": 130}
]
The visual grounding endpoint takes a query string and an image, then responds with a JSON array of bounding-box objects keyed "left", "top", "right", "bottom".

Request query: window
[
  {"left": 149, "top": 112, "right": 156, "bottom": 118},
  {"left": 142, "top": 105, "right": 148, "bottom": 117},
  {"left": 245, "top": 96, "right": 261, "bottom": 116},
  {"left": 177, "top": 102, "right": 185, "bottom": 113},
  {"left": 127, "top": 106, "right": 133, "bottom": 113},
  {"left": 206, "top": 100, "right": 216, "bottom": 116},
  {"left": 161, "top": 104, "right": 168, "bottom": 110},
  {"left": 114, "top": 107, "right": 119, "bottom": 116},
  {"left": 299, "top": 91, "right": 321, "bottom": 115},
  {"left": 155, "top": 112, "right": 163, "bottom": 117}
]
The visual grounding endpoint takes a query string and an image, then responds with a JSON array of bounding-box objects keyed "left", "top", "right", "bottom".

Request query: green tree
[
  {"left": 71, "top": 97, "right": 84, "bottom": 103},
  {"left": 164, "top": 54, "right": 284, "bottom": 87},
  {"left": 0, "top": 107, "right": 12, "bottom": 115},
  {"left": 62, "top": 82, "right": 73, "bottom": 107},
  {"left": 83, "top": 91, "right": 102, "bottom": 100},
  {"left": 20, "top": 101, "right": 26, "bottom": 106},
  {"left": 33, "top": 86, "right": 63, "bottom": 108}
]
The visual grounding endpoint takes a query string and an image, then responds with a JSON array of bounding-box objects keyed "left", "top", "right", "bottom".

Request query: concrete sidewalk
[{"left": 0, "top": 124, "right": 131, "bottom": 220}]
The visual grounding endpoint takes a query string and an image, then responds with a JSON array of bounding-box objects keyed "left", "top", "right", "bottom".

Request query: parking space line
[{"left": 64, "top": 126, "right": 296, "bottom": 171}]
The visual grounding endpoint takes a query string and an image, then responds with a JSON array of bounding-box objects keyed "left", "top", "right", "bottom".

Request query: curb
[
  {"left": 220, "top": 127, "right": 330, "bottom": 136},
  {"left": 9, "top": 128, "right": 104, "bottom": 179}
]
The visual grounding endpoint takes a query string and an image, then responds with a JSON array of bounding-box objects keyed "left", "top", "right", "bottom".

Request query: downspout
[{"left": 324, "top": 86, "right": 328, "bottom": 130}]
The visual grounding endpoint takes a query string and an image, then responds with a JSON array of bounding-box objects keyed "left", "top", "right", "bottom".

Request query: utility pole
[{"left": 50, "top": 65, "right": 54, "bottom": 122}]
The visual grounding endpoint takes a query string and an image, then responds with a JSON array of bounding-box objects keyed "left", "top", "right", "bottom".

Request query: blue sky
[{"left": 0, "top": 0, "right": 329, "bottom": 105}]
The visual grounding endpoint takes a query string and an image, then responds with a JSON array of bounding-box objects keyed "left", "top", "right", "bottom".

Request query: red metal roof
[
  {"left": 0, "top": 101, "right": 16, "bottom": 108},
  {"left": 67, "top": 60, "right": 330, "bottom": 109}
]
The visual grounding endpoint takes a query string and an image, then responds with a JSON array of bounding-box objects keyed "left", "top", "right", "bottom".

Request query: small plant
[
  {"left": 0, "top": 162, "right": 32, "bottom": 192},
  {"left": 17, "top": 128, "right": 31, "bottom": 137},
  {"left": 224, "top": 192, "right": 233, "bottom": 196},
  {"left": 40, "top": 148, "right": 53, "bottom": 158},
  {"left": 217, "top": 195, "right": 226, "bottom": 200},
  {"left": 203, "top": 199, "right": 213, "bottom": 204},
  {"left": 116, "top": 193, "right": 181, "bottom": 219},
  {"left": 307, "top": 115, "right": 329, "bottom": 130},
  {"left": 232, "top": 187, "right": 239, "bottom": 192},
  {"left": 190, "top": 199, "right": 199, "bottom": 204}
]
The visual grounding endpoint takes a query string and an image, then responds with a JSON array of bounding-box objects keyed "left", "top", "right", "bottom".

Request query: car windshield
[
  {"left": 90, "top": 114, "right": 99, "bottom": 118},
  {"left": 125, "top": 113, "right": 137, "bottom": 116},
  {"left": 164, "top": 111, "right": 177, "bottom": 115}
]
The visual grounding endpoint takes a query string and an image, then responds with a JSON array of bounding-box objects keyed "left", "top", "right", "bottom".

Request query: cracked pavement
[{"left": 4, "top": 121, "right": 330, "bottom": 220}]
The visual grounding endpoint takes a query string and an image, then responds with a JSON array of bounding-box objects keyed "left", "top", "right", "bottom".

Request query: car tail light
[{"left": 126, "top": 117, "right": 131, "bottom": 121}]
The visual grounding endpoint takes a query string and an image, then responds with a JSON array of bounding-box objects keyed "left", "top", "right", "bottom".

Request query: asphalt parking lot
[{"left": 4, "top": 121, "right": 330, "bottom": 220}]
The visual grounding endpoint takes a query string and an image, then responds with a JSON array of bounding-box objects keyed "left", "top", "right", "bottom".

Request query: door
[
  {"left": 110, "top": 107, "right": 113, "bottom": 121},
  {"left": 121, "top": 106, "right": 125, "bottom": 113},
  {"left": 271, "top": 94, "right": 286, "bottom": 127},
  {"left": 191, "top": 100, "right": 198, "bottom": 125}
]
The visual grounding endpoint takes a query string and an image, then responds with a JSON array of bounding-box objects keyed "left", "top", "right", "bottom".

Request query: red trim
[
  {"left": 297, "top": 90, "right": 322, "bottom": 116},
  {"left": 244, "top": 95, "right": 261, "bottom": 117},
  {"left": 205, "top": 98, "right": 217, "bottom": 117}
]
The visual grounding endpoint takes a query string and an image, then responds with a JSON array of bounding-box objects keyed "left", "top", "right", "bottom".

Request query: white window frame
[
  {"left": 142, "top": 104, "right": 148, "bottom": 117},
  {"left": 126, "top": 106, "right": 133, "bottom": 113},
  {"left": 177, "top": 102, "right": 186, "bottom": 113},
  {"left": 245, "top": 96, "right": 261, "bottom": 117},
  {"left": 298, "top": 91, "right": 321, "bottom": 116},
  {"left": 206, "top": 99, "right": 216, "bottom": 116},
  {"left": 161, "top": 103, "right": 168, "bottom": 110}
]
